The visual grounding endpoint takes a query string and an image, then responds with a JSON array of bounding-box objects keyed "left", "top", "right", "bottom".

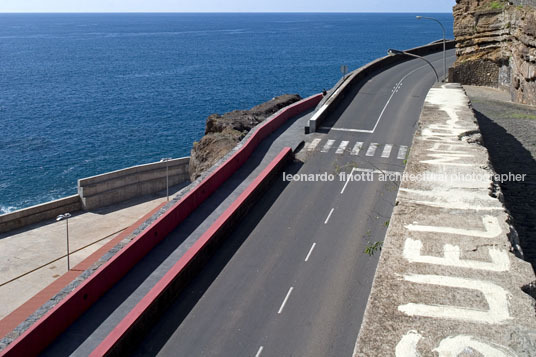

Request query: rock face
[
  {"left": 450, "top": 0, "right": 536, "bottom": 105},
  {"left": 188, "top": 94, "right": 301, "bottom": 181}
]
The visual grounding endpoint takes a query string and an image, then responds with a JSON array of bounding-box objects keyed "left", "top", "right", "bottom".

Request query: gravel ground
[{"left": 464, "top": 85, "right": 536, "bottom": 271}]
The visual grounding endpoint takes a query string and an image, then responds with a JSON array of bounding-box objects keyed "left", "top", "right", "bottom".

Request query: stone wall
[
  {"left": 354, "top": 83, "right": 536, "bottom": 356},
  {"left": 450, "top": 0, "right": 536, "bottom": 105}
]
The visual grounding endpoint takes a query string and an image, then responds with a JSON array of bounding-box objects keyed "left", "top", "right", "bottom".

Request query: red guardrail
[{"left": 92, "top": 147, "right": 293, "bottom": 356}]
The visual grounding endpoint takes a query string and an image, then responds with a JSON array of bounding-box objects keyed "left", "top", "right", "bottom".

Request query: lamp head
[{"left": 56, "top": 212, "right": 71, "bottom": 221}]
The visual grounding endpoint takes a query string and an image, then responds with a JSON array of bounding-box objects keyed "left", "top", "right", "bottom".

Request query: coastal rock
[
  {"left": 189, "top": 94, "right": 301, "bottom": 181},
  {"left": 450, "top": 0, "right": 536, "bottom": 105}
]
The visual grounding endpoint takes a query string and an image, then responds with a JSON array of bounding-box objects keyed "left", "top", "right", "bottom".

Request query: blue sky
[{"left": 0, "top": 0, "right": 456, "bottom": 13}]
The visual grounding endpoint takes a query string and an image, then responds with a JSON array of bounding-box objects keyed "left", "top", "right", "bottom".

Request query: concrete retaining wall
[
  {"left": 92, "top": 147, "right": 293, "bottom": 357},
  {"left": 354, "top": 84, "right": 536, "bottom": 356},
  {"left": 308, "top": 40, "right": 457, "bottom": 132},
  {"left": 0, "top": 94, "right": 321, "bottom": 357},
  {"left": 78, "top": 158, "right": 190, "bottom": 210},
  {"left": 0, "top": 195, "right": 81, "bottom": 234},
  {"left": 0, "top": 158, "right": 190, "bottom": 234}
]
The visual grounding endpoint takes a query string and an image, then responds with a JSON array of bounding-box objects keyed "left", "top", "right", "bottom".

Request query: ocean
[{"left": 0, "top": 13, "right": 454, "bottom": 213}]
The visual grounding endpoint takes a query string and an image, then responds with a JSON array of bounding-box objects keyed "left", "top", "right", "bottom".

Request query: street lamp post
[
  {"left": 417, "top": 16, "right": 447, "bottom": 82},
  {"left": 56, "top": 213, "right": 72, "bottom": 271},
  {"left": 388, "top": 49, "right": 439, "bottom": 82},
  {"left": 160, "top": 158, "right": 172, "bottom": 201}
]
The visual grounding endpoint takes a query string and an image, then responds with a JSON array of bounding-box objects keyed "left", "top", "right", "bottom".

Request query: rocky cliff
[
  {"left": 188, "top": 94, "right": 301, "bottom": 181},
  {"left": 450, "top": 0, "right": 536, "bottom": 105}
]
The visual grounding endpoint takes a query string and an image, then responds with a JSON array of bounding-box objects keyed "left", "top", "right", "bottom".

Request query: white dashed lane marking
[
  {"left": 305, "top": 243, "right": 317, "bottom": 262},
  {"left": 255, "top": 346, "right": 264, "bottom": 357},
  {"left": 324, "top": 208, "right": 335, "bottom": 224},
  {"left": 278, "top": 287, "right": 294, "bottom": 314}
]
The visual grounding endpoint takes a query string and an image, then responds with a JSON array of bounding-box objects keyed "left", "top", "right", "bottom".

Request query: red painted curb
[
  {"left": 92, "top": 147, "right": 292, "bottom": 357},
  {"left": 0, "top": 94, "right": 321, "bottom": 357}
]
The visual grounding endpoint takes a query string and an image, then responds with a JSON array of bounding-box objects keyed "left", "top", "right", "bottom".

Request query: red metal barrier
[
  {"left": 91, "top": 147, "right": 293, "bottom": 357},
  {"left": 0, "top": 94, "right": 321, "bottom": 357}
]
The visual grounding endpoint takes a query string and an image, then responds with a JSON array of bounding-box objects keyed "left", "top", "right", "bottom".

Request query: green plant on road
[{"left": 364, "top": 241, "right": 383, "bottom": 256}]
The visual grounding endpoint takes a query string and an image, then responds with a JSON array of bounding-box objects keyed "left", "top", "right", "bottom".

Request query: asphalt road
[{"left": 131, "top": 50, "right": 457, "bottom": 357}]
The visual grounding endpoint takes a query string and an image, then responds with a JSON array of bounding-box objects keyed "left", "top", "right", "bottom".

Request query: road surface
[{"left": 130, "top": 50, "right": 457, "bottom": 357}]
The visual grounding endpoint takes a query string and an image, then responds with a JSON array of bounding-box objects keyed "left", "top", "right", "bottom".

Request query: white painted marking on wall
[
  {"left": 398, "top": 274, "right": 512, "bottom": 324},
  {"left": 434, "top": 335, "right": 516, "bottom": 356},
  {"left": 401, "top": 199, "right": 505, "bottom": 211},
  {"left": 278, "top": 287, "right": 294, "bottom": 314},
  {"left": 336, "top": 141, "right": 349, "bottom": 154},
  {"left": 406, "top": 216, "right": 502, "bottom": 238},
  {"left": 381, "top": 144, "right": 392, "bottom": 158},
  {"left": 324, "top": 208, "right": 335, "bottom": 224},
  {"left": 395, "top": 331, "right": 422, "bottom": 357},
  {"left": 420, "top": 153, "right": 474, "bottom": 166},
  {"left": 366, "top": 143, "right": 378, "bottom": 157},
  {"left": 397, "top": 146, "right": 408, "bottom": 160},
  {"left": 399, "top": 188, "right": 503, "bottom": 211},
  {"left": 255, "top": 346, "right": 264, "bottom": 357},
  {"left": 428, "top": 142, "right": 467, "bottom": 153},
  {"left": 305, "top": 243, "right": 317, "bottom": 262},
  {"left": 351, "top": 142, "right": 363, "bottom": 156},
  {"left": 395, "top": 332, "right": 516, "bottom": 357},
  {"left": 321, "top": 140, "right": 335, "bottom": 153},
  {"left": 403, "top": 239, "right": 510, "bottom": 272},
  {"left": 307, "top": 138, "right": 321, "bottom": 152}
]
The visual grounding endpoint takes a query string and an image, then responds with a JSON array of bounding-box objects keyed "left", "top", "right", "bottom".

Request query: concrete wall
[
  {"left": 308, "top": 40, "right": 457, "bottom": 132},
  {"left": 0, "top": 196, "right": 81, "bottom": 234},
  {"left": 78, "top": 158, "right": 190, "bottom": 210},
  {"left": 0, "top": 158, "right": 190, "bottom": 234}
]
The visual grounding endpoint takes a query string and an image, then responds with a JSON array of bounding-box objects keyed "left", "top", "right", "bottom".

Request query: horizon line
[{"left": 0, "top": 11, "right": 454, "bottom": 14}]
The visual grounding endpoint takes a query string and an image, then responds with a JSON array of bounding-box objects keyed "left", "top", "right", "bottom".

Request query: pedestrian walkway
[{"left": 0, "top": 183, "right": 186, "bottom": 323}]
